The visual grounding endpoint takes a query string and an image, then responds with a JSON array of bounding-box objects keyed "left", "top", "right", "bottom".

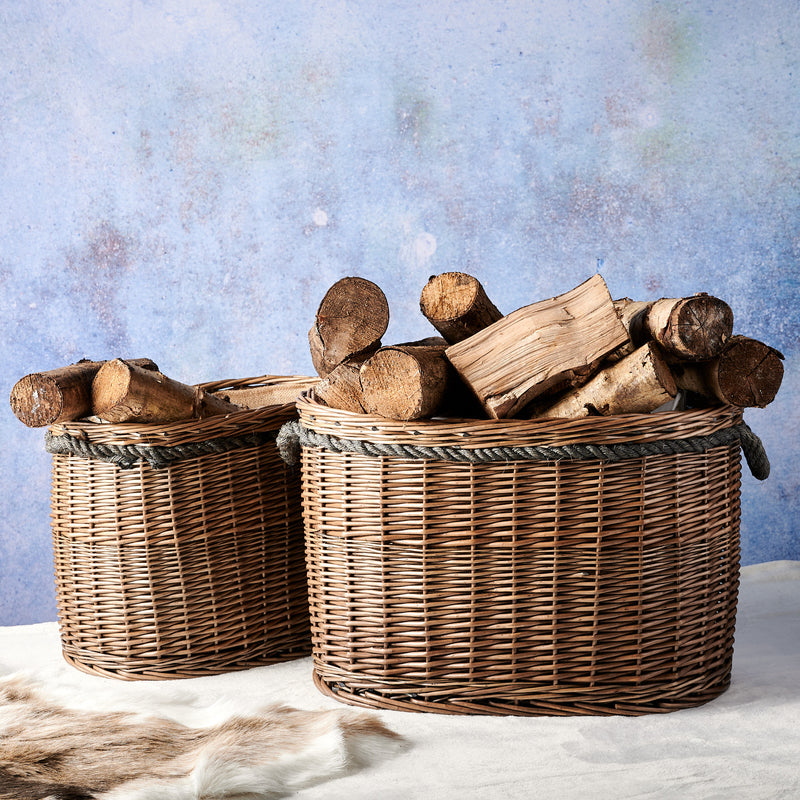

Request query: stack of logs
[
  {"left": 309, "top": 273, "right": 784, "bottom": 421},
  {"left": 9, "top": 272, "right": 784, "bottom": 429},
  {"left": 9, "top": 358, "right": 253, "bottom": 428}
]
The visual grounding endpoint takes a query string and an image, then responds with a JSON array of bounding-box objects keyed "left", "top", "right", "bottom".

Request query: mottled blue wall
[{"left": 1, "top": 0, "right": 798, "bottom": 624}]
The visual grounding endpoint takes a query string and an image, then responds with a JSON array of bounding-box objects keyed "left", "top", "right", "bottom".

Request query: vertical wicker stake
[{"left": 446, "top": 274, "right": 629, "bottom": 418}]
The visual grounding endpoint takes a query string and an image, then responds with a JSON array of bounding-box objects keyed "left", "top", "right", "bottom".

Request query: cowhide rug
[{"left": 0, "top": 673, "right": 405, "bottom": 800}]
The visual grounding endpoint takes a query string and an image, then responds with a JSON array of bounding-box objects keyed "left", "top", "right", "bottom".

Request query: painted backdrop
[{"left": 1, "top": 0, "right": 798, "bottom": 624}]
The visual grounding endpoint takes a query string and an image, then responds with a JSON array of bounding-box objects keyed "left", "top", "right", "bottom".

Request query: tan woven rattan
[
  {"left": 297, "top": 395, "right": 744, "bottom": 716},
  {"left": 48, "top": 375, "right": 316, "bottom": 680}
]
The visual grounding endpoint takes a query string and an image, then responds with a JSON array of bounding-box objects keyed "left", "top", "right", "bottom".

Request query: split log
[
  {"left": 530, "top": 342, "right": 677, "bottom": 419},
  {"left": 446, "top": 274, "right": 629, "bottom": 419},
  {"left": 360, "top": 338, "right": 459, "bottom": 421},
  {"left": 308, "top": 277, "right": 390, "bottom": 376},
  {"left": 614, "top": 294, "right": 733, "bottom": 361},
  {"left": 670, "top": 335, "right": 784, "bottom": 408},
  {"left": 92, "top": 359, "right": 241, "bottom": 424},
  {"left": 10, "top": 358, "right": 159, "bottom": 428},
  {"left": 419, "top": 272, "right": 502, "bottom": 344}
]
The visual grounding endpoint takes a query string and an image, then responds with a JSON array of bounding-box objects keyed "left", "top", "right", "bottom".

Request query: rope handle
[
  {"left": 276, "top": 419, "right": 770, "bottom": 481},
  {"left": 45, "top": 430, "right": 277, "bottom": 470}
]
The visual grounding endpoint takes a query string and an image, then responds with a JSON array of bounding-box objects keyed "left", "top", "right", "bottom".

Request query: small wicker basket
[
  {"left": 284, "top": 393, "right": 766, "bottom": 716},
  {"left": 47, "top": 375, "right": 317, "bottom": 680}
]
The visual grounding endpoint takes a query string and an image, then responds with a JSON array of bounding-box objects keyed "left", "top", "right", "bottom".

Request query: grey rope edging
[
  {"left": 275, "top": 419, "right": 770, "bottom": 480},
  {"left": 45, "top": 429, "right": 277, "bottom": 470}
]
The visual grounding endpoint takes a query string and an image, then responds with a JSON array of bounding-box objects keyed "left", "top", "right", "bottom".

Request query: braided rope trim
[
  {"left": 45, "top": 429, "right": 278, "bottom": 470},
  {"left": 276, "top": 419, "right": 770, "bottom": 481}
]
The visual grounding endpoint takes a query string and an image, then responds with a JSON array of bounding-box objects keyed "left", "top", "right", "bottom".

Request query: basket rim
[
  {"left": 48, "top": 374, "right": 317, "bottom": 448},
  {"left": 296, "top": 391, "right": 744, "bottom": 450}
]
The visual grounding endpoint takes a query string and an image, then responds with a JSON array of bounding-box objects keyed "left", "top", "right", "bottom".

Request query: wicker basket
[
  {"left": 286, "top": 393, "right": 766, "bottom": 716},
  {"left": 47, "top": 375, "right": 317, "bottom": 680}
]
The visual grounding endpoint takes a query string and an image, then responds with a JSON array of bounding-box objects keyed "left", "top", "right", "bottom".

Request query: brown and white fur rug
[{"left": 0, "top": 673, "right": 405, "bottom": 800}]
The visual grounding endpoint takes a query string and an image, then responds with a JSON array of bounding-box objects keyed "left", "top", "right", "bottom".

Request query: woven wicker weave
[
  {"left": 48, "top": 375, "right": 317, "bottom": 680},
  {"left": 297, "top": 394, "right": 744, "bottom": 716}
]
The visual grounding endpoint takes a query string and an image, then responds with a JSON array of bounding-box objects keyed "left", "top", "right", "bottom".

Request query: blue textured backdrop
[{"left": 1, "top": 0, "right": 798, "bottom": 625}]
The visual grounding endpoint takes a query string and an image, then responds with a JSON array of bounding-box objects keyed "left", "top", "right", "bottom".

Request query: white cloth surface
[{"left": 1, "top": 561, "right": 798, "bottom": 800}]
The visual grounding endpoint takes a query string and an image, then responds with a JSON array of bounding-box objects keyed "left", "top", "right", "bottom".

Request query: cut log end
[
  {"left": 671, "top": 335, "right": 784, "bottom": 408},
  {"left": 650, "top": 294, "right": 734, "bottom": 360},
  {"left": 91, "top": 360, "right": 139, "bottom": 421},
  {"left": 309, "top": 276, "right": 390, "bottom": 376},
  {"left": 717, "top": 338, "right": 784, "bottom": 407},
  {"left": 419, "top": 272, "right": 502, "bottom": 344},
  {"left": 10, "top": 373, "right": 63, "bottom": 428}
]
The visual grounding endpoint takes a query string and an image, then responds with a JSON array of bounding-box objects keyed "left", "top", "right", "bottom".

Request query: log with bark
[
  {"left": 529, "top": 342, "right": 677, "bottom": 419},
  {"left": 614, "top": 294, "right": 733, "bottom": 361},
  {"left": 313, "top": 354, "right": 371, "bottom": 414},
  {"left": 446, "top": 274, "right": 629, "bottom": 419},
  {"left": 10, "top": 358, "right": 159, "bottom": 427},
  {"left": 308, "top": 276, "right": 390, "bottom": 376},
  {"left": 670, "top": 335, "right": 784, "bottom": 408},
  {"left": 419, "top": 272, "right": 502, "bottom": 344},
  {"left": 358, "top": 337, "right": 483, "bottom": 421},
  {"left": 92, "top": 359, "right": 241, "bottom": 424}
]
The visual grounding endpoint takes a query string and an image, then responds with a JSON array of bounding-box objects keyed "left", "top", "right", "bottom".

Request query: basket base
[
  {"left": 312, "top": 669, "right": 732, "bottom": 717},
  {"left": 62, "top": 643, "right": 312, "bottom": 681}
]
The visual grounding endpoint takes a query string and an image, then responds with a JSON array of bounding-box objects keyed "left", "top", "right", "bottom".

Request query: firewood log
[
  {"left": 529, "top": 342, "right": 677, "bottom": 419},
  {"left": 359, "top": 338, "right": 455, "bottom": 421},
  {"left": 10, "top": 358, "right": 158, "bottom": 427},
  {"left": 670, "top": 335, "right": 784, "bottom": 407},
  {"left": 308, "top": 277, "right": 390, "bottom": 376},
  {"left": 92, "top": 359, "right": 241, "bottom": 424},
  {"left": 446, "top": 274, "right": 629, "bottom": 419},
  {"left": 419, "top": 272, "right": 502, "bottom": 344},
  {"left": 614, "top": 294, "right": 733, "bottom": 361},
  {"left": 215, "top": 378, "right": 317, "bottom": 409},
  {"left": 313, "top": 355, "right": 370, "bottom": 414}
]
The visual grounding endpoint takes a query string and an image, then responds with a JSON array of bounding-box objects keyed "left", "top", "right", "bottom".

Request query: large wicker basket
[
  {"left": 285, "top": 393, "right": 767, "bottom": 716},
  {"left": 47, "top": 375, "right": 317, "bottom": 680}
]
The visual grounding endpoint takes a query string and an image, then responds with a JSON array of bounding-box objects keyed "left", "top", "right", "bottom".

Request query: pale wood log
[
  {"left": 671, "top": 335, "right": 784, "bottom": 408},
  {"left": 215, "top": 378, "right": 317, "bottom": 409},
  {"left": 360, "top": 340, "right": 452, "bottom": 421},
  {"left": 530, "top": 342, "right": 677, "bottom": 419},
  {"left": 308, "top": 277, "right": 389, "bottom": 376},
  {"left": 445, "top": 274, "right": 629, "bottom": 419},
  {"left": 10, "top": 358, "right": 159, "bottom": 427},
  {"left": 92, "top": 359, "right": 241, "bottom": 424},
  {"left": 419, "top": 272, "right": 502, "bottom": 344}
]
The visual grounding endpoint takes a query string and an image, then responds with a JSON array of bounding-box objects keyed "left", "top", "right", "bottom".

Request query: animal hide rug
[{"left": 0, "top": 674, "right": 404, "bottom": 800}]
